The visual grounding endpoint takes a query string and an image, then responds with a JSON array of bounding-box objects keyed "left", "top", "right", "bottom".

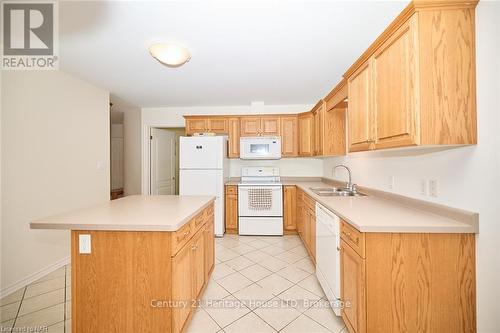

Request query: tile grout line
[
  {"left": 214, "top": 236, "right": 335, "bottom": 332},
  {"left": 10, "top": 286, "right": 27, "bottom": 331}
]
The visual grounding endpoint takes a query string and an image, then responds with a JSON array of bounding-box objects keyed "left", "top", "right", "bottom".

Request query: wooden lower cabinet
[
  {"left": 172, "top": 237, "right": 193, "bottom": 333},
  {"left": 340, "top": 220, "right": 477, "bottom": 333},
  {"left": 283, "top": 185, "right": 297, "bottom": 232},
  {"left": 204, "top": 218, "right": 215, "bottom": 282},
  {"left": 340, "top": 239, "right": 366, "bottom": 333},
  {"left": 225, "top": 185, "right": 238, "bottom": 233},
  {"left": 295, "top": 189, "right": 316, "bottom": 263},
  {"left": 191, "top": 229, "right": 205, "bottom": 299},
  {"left": 71, "top": 203, "right": 215, "bottom": 333}
]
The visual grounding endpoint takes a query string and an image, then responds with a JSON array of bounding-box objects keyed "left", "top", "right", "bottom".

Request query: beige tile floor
[{"left": 0, "top": 234, "right": 345, "bottom": 333}]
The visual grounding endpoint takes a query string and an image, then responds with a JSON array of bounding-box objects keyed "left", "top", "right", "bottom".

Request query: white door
[{"left": 151, "top": 128, "right": 176, "bottom": 195}]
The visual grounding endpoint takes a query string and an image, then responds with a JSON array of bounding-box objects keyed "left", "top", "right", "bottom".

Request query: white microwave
[{"left": 240, "top": 137, "right": 281, "bottom": 160}]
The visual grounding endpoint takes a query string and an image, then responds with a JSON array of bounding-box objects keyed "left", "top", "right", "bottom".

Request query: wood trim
[
  {"left": 325, "top": 78, "right": 348, "bottom": 111},
  {"left": 343, "top": 0, "right": 478, "bottom": 79}
]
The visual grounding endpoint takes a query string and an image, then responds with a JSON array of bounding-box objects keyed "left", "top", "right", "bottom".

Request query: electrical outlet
[
  {"left": 420, "top": 179, "right": 428, "bottom": 196},
  {"left": 429, "top": 180, "right": 438, "bottom": 197},
  {"left": 388, "top": 176, "right": 395, "bottom": 190},
  {"left": 79, "top": 234, "right": 91, "bottom": 254}
]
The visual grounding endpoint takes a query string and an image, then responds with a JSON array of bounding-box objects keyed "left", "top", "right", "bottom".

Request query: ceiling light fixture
[{"left": 149, "top": 43, "right": 191, "bottom": 67}]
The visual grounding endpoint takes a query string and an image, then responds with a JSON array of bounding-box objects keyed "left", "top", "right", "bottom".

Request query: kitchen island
[{"left": 30, "top": 195, "right": 216, "bottom": 333}]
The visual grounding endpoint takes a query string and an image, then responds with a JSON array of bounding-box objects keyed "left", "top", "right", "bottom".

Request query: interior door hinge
[{"left": 150, "top": 135, "right": 153, "bottom": 140}]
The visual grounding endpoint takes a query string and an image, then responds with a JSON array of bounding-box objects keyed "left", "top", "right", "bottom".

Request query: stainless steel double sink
[{"left": 309, "top": 187, "right": 367, "bottom": 197}]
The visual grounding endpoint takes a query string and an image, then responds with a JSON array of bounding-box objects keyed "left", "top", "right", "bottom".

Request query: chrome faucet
[{"left": 333, "top": 164, "right": 356, "bottom": 192}]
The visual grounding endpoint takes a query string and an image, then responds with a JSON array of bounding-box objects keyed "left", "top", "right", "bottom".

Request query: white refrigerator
[{"left": 179, "top": 136, "right": 229, "bottom": 237}]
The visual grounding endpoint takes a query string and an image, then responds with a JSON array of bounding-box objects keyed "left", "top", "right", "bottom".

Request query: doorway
[{"left": 149, "top": 127, "right": 185, "bottom": 195}]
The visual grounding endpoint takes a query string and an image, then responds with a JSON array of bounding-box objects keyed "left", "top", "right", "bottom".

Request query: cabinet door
[
  {"left": 186, "top": 118, "right": 208, "bottom": 135},
  {"left": 348, "top": 62, "right": 373, "bottom": 152},
  {"left": 172, "top": 241, "right": 192, "bottom": 333},
  {"left": 340, "top": 240, "right": 366, "bottom": 333},
  {"left": 303, "top": 208, "right": 311, "bottom": 251},
  {"left": 191, "top": 230, "right": 205, "bottom": 299},
  {"left": 373, "top": 16, "right": 419, "bottom": 149},
  {"left": 261, "top": 116, "right": 281, "bottom": 136},
  {"left": 280, "top": 116, "right": 298, "bottom": 157},
  {"left": 310, "top": 209, "right": 316, "bottom": 261},
  {"left": 204, "top": 219, "right": 214, "bottom": 282},
  {"left": 225, "top": 192, "right": 238, "bottom": 231},
  {"left": 298, "top": 113, "right": 314, "bottom": 156},
  {"left": 324, "top": 108, "right": 346, "bottom": 156},
  {"left": 283, "top": 186, "right": 297, "bottom": 231},
  {"left": 208, "top": 118, "right": 228, "bottom": 134},
  {"left": 228, "top": 118, "right": 240, "bottom": 158},
  {"left": 313, "top": 109, "right": 323, "bottom": 156},
  {"left": 240, "top": 117, "right": 261, "bottom": 136},
  {"left": 296, "top": 191, "right": 304, "bottom": 238}
]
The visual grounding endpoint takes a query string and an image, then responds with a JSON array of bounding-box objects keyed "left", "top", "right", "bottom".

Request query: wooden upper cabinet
[
  {"left": 208, "top": 118, "right": 228, "bottom": 134},
  {"left": 311, "top": 101, "right": 324, "bottom": 156},
  {"left": 372, "top": 15, "right": 419, "bottom": 149},
  {"left": 228, "top": 118, "right": 240, "bottom": 158},
  {"left": 341, "top": 239, "right": 366, "bottom": 333},
  {"left": 185, "top": 118, "right": 208, "bottom": 135},
  {"left": 298, "top": 112, "right": 314, "bottom": 156},
  {"left": 261, "top": 116, "right": 280, "bottom": 136},
  {"left": 280, "top": 116, "right": 298, "bottom": 157},
  {"left": 240, "top": 116, "right": 280, "bottom": 137},
  {"left": 324, "top": 79, "right": 347, "bottom": 157},
  {"left": 184, "top": 117, "right": 228, "bottom": 135},
  {"left": 240, "top": 117, "right": 261, "bottom": 136},
  {"left": 347, "top": 62, "right": 374, "bottom": 152},
  {"left": 344, "top": 2, "right": 477, "bottom": 152}
]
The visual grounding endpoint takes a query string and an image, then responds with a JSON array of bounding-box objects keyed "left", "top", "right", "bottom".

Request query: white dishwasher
[{"left": 315, "top": 202, "right": 341, "bottom": 316}]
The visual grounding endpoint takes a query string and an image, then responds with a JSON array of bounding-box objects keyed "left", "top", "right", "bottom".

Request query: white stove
[{"left": 238, "top": 167, "right": 283, "bottom": 236}]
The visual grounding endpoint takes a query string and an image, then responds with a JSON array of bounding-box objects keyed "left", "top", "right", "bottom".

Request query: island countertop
[{"left": 30, "top": 195, "right": 216, "bottom": 231}]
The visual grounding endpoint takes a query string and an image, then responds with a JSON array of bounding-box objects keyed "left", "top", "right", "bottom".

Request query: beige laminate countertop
[
  {"left": 30, "top": 195, "right": 216, "bottom": 232},
  {"left": 226, "top": 179, "right": 478, "bottom": 233}
]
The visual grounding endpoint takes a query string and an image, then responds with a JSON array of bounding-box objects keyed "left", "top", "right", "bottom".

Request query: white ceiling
[{"left": 59, "top": 1, "right": 409, "bottom": 108}]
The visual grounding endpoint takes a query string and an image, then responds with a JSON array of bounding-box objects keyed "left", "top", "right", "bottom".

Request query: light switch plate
[{"left": 79, "top": 234, "right": 91, "bottom": 254}]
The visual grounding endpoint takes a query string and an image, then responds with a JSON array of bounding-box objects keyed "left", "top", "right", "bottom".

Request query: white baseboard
[{"left": 0, "top": 256, "right": 70, "bottom": 299}]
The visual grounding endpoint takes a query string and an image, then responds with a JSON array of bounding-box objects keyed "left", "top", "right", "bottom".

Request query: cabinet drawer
[
  {"left": 340, "top": 220, "right": 365, "bottom": 258},
  {"left": 172, "top": 220, "right": 194, "bottom": 255},
  {"left": 193, "top": 211, "right": 205, "bottom": 232},
  {"left": 225, "top": 185, "right": 237, "bottom": 195}
]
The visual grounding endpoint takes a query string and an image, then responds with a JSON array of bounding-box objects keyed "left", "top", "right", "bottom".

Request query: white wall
[
  {"left": 1, "top": 71, "right": 110, "bottom": 294},
  {"left": 141, "top": 104, "right": 319, "bottom": 191},
  {"left": 112, "top": 97, "right": 142, "bottom": 196},
  {"left": 324, "top": 3, "right": 500, "bottom": 331}
]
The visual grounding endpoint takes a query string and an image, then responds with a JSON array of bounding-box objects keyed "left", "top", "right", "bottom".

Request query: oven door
[{"left": 238, "top": 185, "right": 283, "bottom": 217}]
